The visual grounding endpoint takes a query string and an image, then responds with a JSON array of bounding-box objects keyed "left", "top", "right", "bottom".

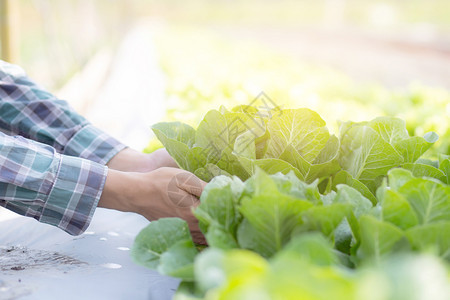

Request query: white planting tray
[{"left": 0, "top": 208, "right": 179, "bottom": 300}]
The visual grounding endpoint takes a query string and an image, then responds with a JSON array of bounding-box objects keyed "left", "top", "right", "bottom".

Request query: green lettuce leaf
[
  {"left": 338, "top": 117, "right": 438, "bottom": 194},
  {"left": 339, "top": 125, "right": 404, "bottom": 184},
  {"left": 237, "top": 182, "right": 313, "bottom": 257},
  {"left": 131, "top": 218, "right": 197, "bottom": 280},
  {"left": 270, "top": 171, "right": 322, "bottom": 203},
  {"left": 265, "top": 108, "right": 330, "bottom": 162},
  {"left": 364, "top": 117, "right": 438, "bottom": 163},
  {"left": 387, "top": 168, "right": 415, "bottom": 190},
  {"left": 194, "top": 180, "right": 242, "bottom": 249},
  {"left": 367, "top": 117, "right": 410, "bottom": 144},
  {"left": 380, "top": 190, "right": 419, "bottom": 230},
  {"left": 334, "top": 185, "right": 374, "bottom": 242},
  {"left": 237, "top": 155, "right": 304, "bottom": 180},
  {"left": 356, "top": 215, "right": 406, "bottom": 263},
  {"left": 402, "top": 162, "right": 447, "bottom": 183},
  {"left": 193, "top": 248, "right": 227, "bottom": 294},
  {"left": 279, "top": 135, "right": 341, "bottom": 183},
  {"left": 439, "top": 157, "right": 450, "bottom": 184},
  {"left": 394, "top": 134, "right": 439, "bottom": 163},
  {"left": 152, "top": 122, "right": 197, "bottom": 170},
  {"left": 300, "top": 203, "right": 352, "bottom": 238},
  {"left": 397, "top": 177, "right": 450, "bottom": 225},
  {"left": 195, "top": 110, "right": 258, "bottom": 150},
  {"left": 275, "top": 233, "right": 338, "bottom": 266},
  {"left": 405, "top": 222, "right": 450, "bottom": 260},
  {"left": 331, "top": 170, "right": 377, "bottom": 204}
]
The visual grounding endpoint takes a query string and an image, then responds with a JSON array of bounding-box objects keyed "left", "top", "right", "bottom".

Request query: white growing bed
[{"left": 0, "top": 208, "right": 179, "bottom": 300}]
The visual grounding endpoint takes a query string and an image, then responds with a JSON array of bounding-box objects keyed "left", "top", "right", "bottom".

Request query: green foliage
[
  {"left": 132, "top": 167, "right": 449, "bottom": 298},
  {"left": 133, "top": 108, "right": 449, "bottom": 299},
  {"left": 131, "top": 218, "right": 198, "bottom": 281},
  {"left": 153, "top": 107, "right": 440, "bottom": 197},
  {"left": 176, "top": 243, "right": 449, "bottom": 300}
]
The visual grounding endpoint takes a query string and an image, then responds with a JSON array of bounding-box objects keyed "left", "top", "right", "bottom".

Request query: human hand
[
  {"left": 98, "top": 167, "right": 207, "bottom": 244},
  {"left": 107, "top": 148, "right": 178, "bottom": 173}
]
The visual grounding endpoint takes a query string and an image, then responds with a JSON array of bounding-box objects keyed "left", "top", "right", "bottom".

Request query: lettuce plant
[
  {"left": 132, "top": 169, "right": 450, "bottom": 297},
  {"left": 152, "top": 106, "right": 444, "bottom": 198},
  {"left": 132, "top": 107, "right": 450, "bottom": 298},
  {"left": 181, "top": 244, "right": 449, "bottom": 300}
]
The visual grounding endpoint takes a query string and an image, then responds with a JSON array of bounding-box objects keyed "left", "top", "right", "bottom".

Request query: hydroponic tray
[{"left": 0, "top": 208, "right": 179, "bottom": 300}]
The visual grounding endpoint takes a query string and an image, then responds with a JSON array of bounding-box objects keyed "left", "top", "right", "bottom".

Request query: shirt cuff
[
  {"left": 39, "top": 153, "right": 108, "bottom": 235},
  {"left": 63, "top": 124, "right": 127, "bottom": 165}
]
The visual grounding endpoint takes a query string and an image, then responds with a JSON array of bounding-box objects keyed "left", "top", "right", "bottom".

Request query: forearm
[
  {"left": 98, "top": 169, "right": 140, "bottom": 212},
  {"left": 106, "top": 148, "right": 154, "bottom": 172},
  {"left": 97, "top": 169, "right": 162, "bottom": 217},
  {"left": 106, "top": 148, "right": 178, "bottom": 172},
  {"left": 0, "top": 132, "right": 106, "bottom": 235}
]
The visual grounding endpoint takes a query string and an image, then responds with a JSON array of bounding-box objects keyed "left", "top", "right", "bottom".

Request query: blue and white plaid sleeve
[
  {"left": 0, "top": 133, "right": 107, "bottom": 235},
  {"left": 0, "top": 60, "right": 126, "bottom": 164},
  {"left": 0, "top": 60, "right": 127, "bottom": 234}
]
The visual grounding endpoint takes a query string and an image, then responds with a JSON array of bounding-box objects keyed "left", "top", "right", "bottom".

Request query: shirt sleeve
[
  {"left": 0, "top": 60, "right": 127, "bottom": 164},
  {"left": 0, "top": 132, "right": 107, "bottom": 235}
]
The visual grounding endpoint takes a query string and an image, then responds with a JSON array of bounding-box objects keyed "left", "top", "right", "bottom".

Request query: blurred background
[{"left": 1, "top": 0, "right": 449, "bottom": 154}]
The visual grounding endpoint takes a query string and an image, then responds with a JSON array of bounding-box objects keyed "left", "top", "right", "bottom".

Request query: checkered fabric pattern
[{"left": 0, "top": 60, "right": 127, "bottom": 235}]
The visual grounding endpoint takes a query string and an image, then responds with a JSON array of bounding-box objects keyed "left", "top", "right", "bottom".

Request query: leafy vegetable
[
  {"left": 152, "top": 107, "right": 438, "bottom": 196},
  {"left": 133, "top": 107, "right": 448, "bottom": 299},
  {"left": 131, "top": 218, "right": 198, "bottom": 281},
  {"left": 176, "top": 242, "right": 449, "bottom": 300},
  {"left": 356, "top": 215, "right": 406, "bottom": 263},
  {"left": 339, "top": 125, "right": 404, "bottom": 186}
]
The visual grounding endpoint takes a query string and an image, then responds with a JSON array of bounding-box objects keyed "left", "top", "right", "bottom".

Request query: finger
[
  {"left": 187, "top": 221, "right": 207, "bottom": 245},
  {"left": 192, "top": 232, "right": 207, "bottom": 245},
  {"left": 167, "top": 190, "right": 200, "bottom": 209},
  {"left": 176, "top": 172, "right": 207, "bottom": 198}
]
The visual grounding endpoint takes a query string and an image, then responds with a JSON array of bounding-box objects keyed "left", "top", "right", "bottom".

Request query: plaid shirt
[{"left": 0, "top": 60, "right": 126, "bottom": 235}]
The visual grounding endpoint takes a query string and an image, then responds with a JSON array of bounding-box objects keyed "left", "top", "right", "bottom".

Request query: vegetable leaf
[
  {"left": 357, "top": 216, "right": 405, "bottom": 263},
  {"left": 265, "top": 108, "right": 330, "bottom": 163},
  {"left": 406, "top": 222, "right": 450, "bottom": 260},
  {"left": 131, "top": 218, "right": 197, "bottom": 280},
  {"left": 238, "top": 192, "right": 312, "bottom": 257},
  {"left": 397, "top": 178, "right": 450, "bottom": 225},
  {"left": 339, "top": 125, "right": 404, "bottom": 183}
]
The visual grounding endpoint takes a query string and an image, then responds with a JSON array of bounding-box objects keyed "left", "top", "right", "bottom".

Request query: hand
[
  {"left": 98, "top": 167, "right": 207, "bottom": 244},
  {"left": 107, "top": 148, "right": 178, "bottom": 172}
]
